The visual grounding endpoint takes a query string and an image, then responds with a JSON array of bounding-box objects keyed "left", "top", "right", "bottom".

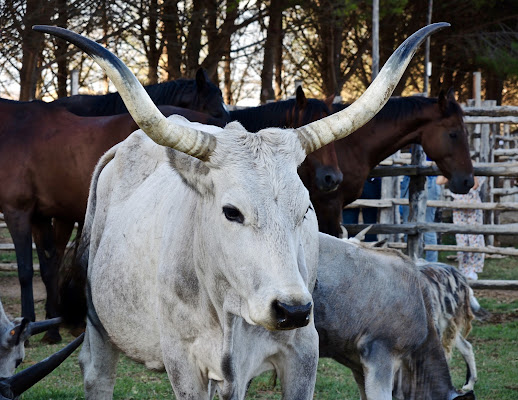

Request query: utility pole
[
  {"left": 372, "top": 0, "right": 379, "bottom": 80},
  {"left": 423, "top": 0, "right": 433, "bottom": 96}
]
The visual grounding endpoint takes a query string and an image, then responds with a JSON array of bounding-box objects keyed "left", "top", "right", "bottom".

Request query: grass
[{"left": 1, "top": 252, "right": 517, "bottom": 398}]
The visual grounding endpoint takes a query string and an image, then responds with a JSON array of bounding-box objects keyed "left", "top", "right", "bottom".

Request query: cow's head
[{"left": 34, "top": 23, "right": 449, "bottom": 331}]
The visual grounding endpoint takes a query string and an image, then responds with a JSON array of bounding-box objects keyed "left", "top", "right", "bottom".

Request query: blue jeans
[
  {"left": 400, "top": 176, "right": 439, "bottom": 262},
  {"left": 342, "top": 178, "right": 381, "bottom": 242}
]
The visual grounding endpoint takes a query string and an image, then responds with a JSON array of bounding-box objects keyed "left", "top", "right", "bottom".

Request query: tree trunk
[
  {"left": 200, "top": 0, "right": 239, "bottom": 84},
  {"left": 55, "top": 0, "right": 68, "bottom": 98},
  {"left": 260, "top": 0, "right": 284, "bottom": 103},
  {"left": 19, "top": 0, "right": 52, "bottom": 100},
  {"left": 162, "top": 0, "right": 182, "bottom": 80},
  {"left": 223, "top": 38, "right": 232, "bottom": 105},
  {"left": 274, "top": 15, "right": 283, "bottom": 100},
  {"left": 185, "top": 0, "right": 205, "bottom": 78},
  {"left": 484, "top": 68, "right": 504, "bottom": 105},
  {"left": 205, "top": 0, "right": 218, "bottom": 83},
  {"left": 141, "top": 0, "right": 162, "bottom": 84}
]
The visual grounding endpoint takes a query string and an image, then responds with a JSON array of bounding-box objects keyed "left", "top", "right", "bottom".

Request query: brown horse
[
  {"left": 316, "top": 89, "right": 474, "bottom": 237},
  {"left": 0, "top": 98, "right": 226, "bottom": 343},
  {"left": 230, "top": 87, "right": 343, "bottom": 195}
]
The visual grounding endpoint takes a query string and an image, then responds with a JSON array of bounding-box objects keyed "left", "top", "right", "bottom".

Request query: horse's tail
[{"left": 59, "top": 145, "right": 119, "bottom": 328}]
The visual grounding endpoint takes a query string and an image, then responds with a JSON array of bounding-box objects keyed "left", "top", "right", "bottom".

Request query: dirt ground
[{"left": 0, "top": 274, "right": 47, "bottom": 317}]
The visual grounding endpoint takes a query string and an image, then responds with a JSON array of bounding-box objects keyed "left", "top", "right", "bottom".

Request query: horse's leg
[
  {"left": 3, "top": 208, "right": 35, "bottom": 322},
  {"left": 32, "top": 216, "right": 68, "bottom": 343}
]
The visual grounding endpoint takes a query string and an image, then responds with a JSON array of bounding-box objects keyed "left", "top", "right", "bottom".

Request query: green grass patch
[{"left": 2, "top": 251, "right": 517, "bottom": 399}]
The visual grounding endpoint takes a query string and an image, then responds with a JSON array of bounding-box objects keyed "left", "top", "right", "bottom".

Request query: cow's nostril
[{"left": 273, "top": 301, "right": 312, "bottom": 330}]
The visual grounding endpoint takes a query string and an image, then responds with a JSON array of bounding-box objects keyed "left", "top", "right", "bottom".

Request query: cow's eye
[
  {"left": 223, "top": 206, "right": 244, "bottom": 224},
  {"left": 449, "top": 132, "right": 458, "bottom": 139},
  {"left": 303, "top": 205, "right": 313, "bottom": 220}
]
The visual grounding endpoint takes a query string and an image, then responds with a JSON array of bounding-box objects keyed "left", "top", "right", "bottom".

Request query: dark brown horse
[
  {"left": 230, "top": 87, "right": 343, "bottom": 195},
  {"left": 52, "top": 68, "right": 230, "bottom": 122},
  {"left": 0, "top": 98, "right": 226, "bottom": 343},
  {"left": 316, "top": 89, "right": 474, "bottom": 237}
]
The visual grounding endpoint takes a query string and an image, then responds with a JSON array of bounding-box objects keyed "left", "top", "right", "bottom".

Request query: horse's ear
[
  {"left": 296, "top": 86, "right": 307, "bottom": 108},
  {"left": 196, "top": 68, "right": 209, "bottom": 91},
  {"left": 446, "top": 87, "right": 456, "bottom": 101},
  {"left": 324, "top": 94, "right": 335, "bottom": 108},
  {"left": 439, "top": 86, "right": 457, "bottom": 113}
]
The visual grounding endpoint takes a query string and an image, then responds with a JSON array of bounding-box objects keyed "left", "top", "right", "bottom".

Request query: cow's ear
[
  {"left": 196, "top": 68, "right": 209, "bottom": 91},
  {"left": 296, "top": 86, "right": 307, "bottom": 109},
  {"left": 166, "top": 148, "right": 213, "bottom": 196}
]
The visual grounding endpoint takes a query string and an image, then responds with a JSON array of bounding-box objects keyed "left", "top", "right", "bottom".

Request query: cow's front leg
[
  {"left": 277, "top": 327, "right": 319, "bottom": 400},
  {"left": 163, "top": 347, "right": 211, "bottom": 400},
  {"left": 79, "top": 319, "right": 120, "bottom": 399}
]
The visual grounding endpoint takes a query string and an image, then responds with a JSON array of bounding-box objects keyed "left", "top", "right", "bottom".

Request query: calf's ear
[{"left": 6, "top": 319, "right": 29, "bottom": 347}]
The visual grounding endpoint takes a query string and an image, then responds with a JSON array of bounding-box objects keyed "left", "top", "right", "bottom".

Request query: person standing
[{"left": 437, "top": 175, "right": 486, "bottom": 280}]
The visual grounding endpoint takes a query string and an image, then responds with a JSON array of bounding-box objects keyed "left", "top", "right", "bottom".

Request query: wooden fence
[
  {"left": 343, "top": 102, "right": 518, "bottom": 288},
  {"left": 2, "top": 102, "right": 518, "bottom": 288}
]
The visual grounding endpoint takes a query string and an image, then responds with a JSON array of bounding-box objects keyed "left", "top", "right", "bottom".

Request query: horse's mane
[
  {"left": 334, "top": 95, "right": 463, "bottom": 124},
  {"left": 144, "top": 79, "right": 196, "bottom": 104},
  {"left": 230, "top": 98, "right": 330, "bottom": 132},
  {"left": 0, "top": 97, "right": 47, "bottom": 105},
  {"left": 53, "top": 79, "right": 199, "bottom": 116}
]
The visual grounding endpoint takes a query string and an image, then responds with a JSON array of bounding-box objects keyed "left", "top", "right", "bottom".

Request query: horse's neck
[
  {"left": 363, "top": 111, "right": 430, "bottom": 169},
  {"left": 231, "top": 103, "right": 292, "bottom": 132}
]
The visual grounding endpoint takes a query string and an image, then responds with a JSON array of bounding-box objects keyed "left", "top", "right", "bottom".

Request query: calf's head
[
  {"left": 34, "top": 22, "right": 449, "bottom": 331},
  {"left": 0, "top": 302, "right": 63, "bottom": 379}
]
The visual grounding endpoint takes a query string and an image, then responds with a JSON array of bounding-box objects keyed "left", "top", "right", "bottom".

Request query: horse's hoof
[
  {"left": 41, "top": 330, "right": 62, "bottom": 344},
  {"left": 69, "top": 325, "right": 86, "bottom": 338}
]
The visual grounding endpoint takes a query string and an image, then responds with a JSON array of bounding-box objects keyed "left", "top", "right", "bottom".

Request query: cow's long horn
[
  {"left": 4, "top": 333, "right": 84, "bottom": 398},
  {"left": 33, "top": 26, "right": 216, "bottom": 161},
  {"left": 296, "top": 23, "right": 450, "bottom": 154}
]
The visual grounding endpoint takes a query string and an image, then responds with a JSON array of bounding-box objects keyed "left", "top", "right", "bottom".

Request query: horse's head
[
  {"left": 294, "top": 87, "right": 343, "bottom": 193},
  {"left": 193, "top": 68, "right": 231, "bottom": 122},
  {"left": 420, "top": 88, "right": 474, "bottom": 194}
]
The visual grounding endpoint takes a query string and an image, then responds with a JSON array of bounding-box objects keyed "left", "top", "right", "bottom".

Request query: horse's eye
[
  {"left": 223, "top": 206, "right": 244, "bottom": 223},
  {"left": 449, "top": 132, "right": 458, "bottom": 139}
]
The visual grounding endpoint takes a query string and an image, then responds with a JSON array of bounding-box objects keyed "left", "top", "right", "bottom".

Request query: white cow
[{"left": 34, "top": 23, "right": 449, "bottom": 399}]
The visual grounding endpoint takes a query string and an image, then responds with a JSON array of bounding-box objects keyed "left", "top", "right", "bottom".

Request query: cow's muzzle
[{"left": 273, "top": 301, "right": 312, "bottom": 330}]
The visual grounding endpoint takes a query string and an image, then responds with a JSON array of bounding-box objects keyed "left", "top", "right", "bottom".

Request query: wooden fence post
[{"left": 407, "top": 144, "right": 427, "bottom": 259}]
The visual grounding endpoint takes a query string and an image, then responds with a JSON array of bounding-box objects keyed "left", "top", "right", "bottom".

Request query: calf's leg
[
  {"left": 360, "top": 342, "right": 396, "bottom": 400},
  {"left": 455, "top": 335, "right": 477, "bottom": 391}
]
